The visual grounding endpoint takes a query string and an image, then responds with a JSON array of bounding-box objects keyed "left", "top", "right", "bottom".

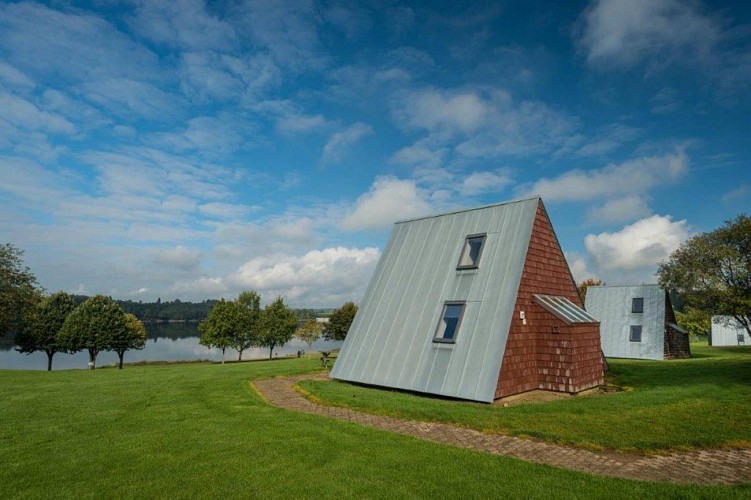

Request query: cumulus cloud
[
  {"left": 584, "top": 215, "right": 690, "bottom": 273},
  {"left": 397, "top": 88, "right": 486, "bottom": 133},
  {"left": 565, "top": 251, "right": 598, "bottom": 283},
  {"left": 230, "top": 247, "right": 381, "bottom": 304},
  {"left": 520, "top": 149, "right": 688, "bottom": 201},
  {"left": 459, "top": 170, "right": 512, "bottom": 196},
  {"left": 341, "top": 176, "right": 432, "bottom": 230},
  {"left": 577, "top": 0, "right": 720, "bottom": 68},
  {"left": 322, "top": 122, "right": 373, "bottom": 164},
  {"left": 586, "top": 195, "right": 652, "bottom": 225},
  {"left": 393, "top": 87, "right": 579, "bottom": 164}
]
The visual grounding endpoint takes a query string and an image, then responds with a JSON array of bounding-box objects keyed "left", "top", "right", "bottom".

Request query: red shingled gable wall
[{"left": 495, "top": 201, "right": 604, "bottom": 399}]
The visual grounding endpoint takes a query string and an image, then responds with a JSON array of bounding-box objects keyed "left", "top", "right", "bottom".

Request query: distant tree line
[{"left": 2, "top": 243, "right": 361, "bottom": 369}]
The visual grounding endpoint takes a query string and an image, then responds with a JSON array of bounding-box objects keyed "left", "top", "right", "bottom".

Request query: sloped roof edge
[{"left": 395, "top": 196, "right": 540, "bottom": 225}]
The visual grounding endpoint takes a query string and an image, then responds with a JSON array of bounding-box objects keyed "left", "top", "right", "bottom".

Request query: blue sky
[{"left": 1, "top": 0, "right": 749, "bottom": 306}]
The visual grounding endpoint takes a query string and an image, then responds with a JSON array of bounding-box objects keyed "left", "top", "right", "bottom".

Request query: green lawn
[
  {"left": 1, "top": 356, "right": 749, "bottom": 498},
  {"left": 300, "top": 344, "right": 751, "bottom": 453}
]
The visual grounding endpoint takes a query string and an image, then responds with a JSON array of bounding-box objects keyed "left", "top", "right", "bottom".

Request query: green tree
[
  {"left": 259, "top": 297, "right": 297, "bottom": 359},
  {"left": 199, "top": 299, "right": 242, "bottom": 364},
  {"left": 110, "top": 313, "right": 147, "bottom": 369},
  {"left": 59, "top": 295, "right": 127, "bottom": 369},
  {"left": 14, "top": 291, "right": 75, "bottom": 371},
  {"left": 235, "top": 291, "right": 262, "bottom": 361},
  {"left": 323, "top": 302, "right": 358, "bottom": 341},
  {"left": 0, "top": 243, "right": 40, "bottom": 337},
  {"left": 296, "top": 319, "right": 323, "bottom": 352},
  {"left": 577, "top": 278, "right": 604, "bottom": 304},
  {"left": 658, "top": 214, "right": 751, "bottom": 336},
  {"left": 675, "top": 307, "right": 711, "bottom": 339}
]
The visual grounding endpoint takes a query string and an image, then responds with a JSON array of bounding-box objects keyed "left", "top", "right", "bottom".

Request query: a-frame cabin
[{"left": 331, "top": 197, "right": 604, "bottom": 403}]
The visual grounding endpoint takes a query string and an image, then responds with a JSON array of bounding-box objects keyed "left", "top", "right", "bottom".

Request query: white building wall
[
  {"left": 711, "top": 316, "right": 751, "bottom": 346},
  {"left": 585, "top": 285, "right": 665, "bottom": 360}
]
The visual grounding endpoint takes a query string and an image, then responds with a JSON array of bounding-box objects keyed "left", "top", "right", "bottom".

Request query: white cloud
[
  {"left": 459, "top": 170, "right": 512, "bottom": 196},
  {"left": 171, "top": 276, "right": 228, "bottom": 296},
  {"left": 393, "top": 87, "right": 580, "bottom": 164},
  {"left": 341, "top": 176, "right": 432, "bottom": 230},
  {"left": 722, "top": 184, "right": 750, "bottom": 204},
  {"left": 0, "top": 60, "right": 34, "bottom": 88},
  {"left": 231, "top": 246, "right": 380, "bottom": 305},
  {"left": 390, "top": 142, "right": 447, "bottom": 167},
  {"left": 154, "top": 246, "right": 202, "bottom": 271},
  {"left": 0, "top": 92, "right": 76, "bottom": 134},
  {"left": 586, "top": 195, "right": 652, "bottom": 225},
  {"left": 565, "top": 251, "right": 598, "bottom": 283},
  {"left": 398, "top": 88, "right": 486, "bottom": 133},
  {"left": 128, "top": 0, "right": 237, "bottom": 52},
  {"left": 276, "top": 114, "right": 329, "bottom": 134},
  {"left": 584, "top": 215, "right": 690, "bottom": 273},
  {"left": 520, "top": 149, "right": 688, "bottom": 201},
  {"left": 577, "top": 0, "right": 720, "bottom": 68},
  {"left": 198, "top": 202, "right": 254, "bottom": 219},
  {"left": 322, "top": 122, "right": 373, "bottom": 164}
]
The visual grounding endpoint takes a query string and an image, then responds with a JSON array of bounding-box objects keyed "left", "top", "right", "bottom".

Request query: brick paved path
[{"left": 252, "top": 374, "right": 751, "bottom": 485}]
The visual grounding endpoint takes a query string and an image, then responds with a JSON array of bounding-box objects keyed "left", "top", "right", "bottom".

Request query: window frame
[
  {"left": 631, "top": 297, "right": 644, "bottom": 313},
  {"left": 629, "top": 325, "right": 643, "bottom": 342},
  {"left": 433, "top": 301, "right": 466, "bottom": 344},
  {"left": 456, "top": 233, "right": 487, "bottom": 270}
]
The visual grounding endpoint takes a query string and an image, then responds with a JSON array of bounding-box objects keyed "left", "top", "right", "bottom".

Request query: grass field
[
  {"left": 300, "top": 344, "right": 751, "bottom": 453},
  {"left": 1, "top": 355, "right": 750, "bottom": 498}
]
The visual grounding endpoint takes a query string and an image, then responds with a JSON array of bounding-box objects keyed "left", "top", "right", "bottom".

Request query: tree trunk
[
  {"left": 269, "top": 344, "right": 274, "bottom": 359},
  {"left": 221, "top": 347, "right": 225, "bottom": 364},
  {"left": 46, "top": 350, "right": 54, "bottom": 371},
  {"left": 89, "top": 349, "right": 97, "bottom": 369},
  {"left": 238, "top": 349, "right": 243, "bottom": 362},
  {"left": 118, "top": 351, "right": 124, "bottom": 369}
]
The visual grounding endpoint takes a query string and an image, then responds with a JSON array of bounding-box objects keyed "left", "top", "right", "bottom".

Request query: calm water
[{"left": 0, "top": 322, "right": 342, "bottom": 370}]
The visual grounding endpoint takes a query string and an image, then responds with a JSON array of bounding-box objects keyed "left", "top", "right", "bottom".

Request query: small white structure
[
  {"left": 710, "top": 316, "right": 751, "bottom": 346},
  {"left": 585, "top": 284, "right": 690, "bottom": 360}
]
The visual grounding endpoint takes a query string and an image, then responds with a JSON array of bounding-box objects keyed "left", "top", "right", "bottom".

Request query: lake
[{"left": 0, "top": 322, "right": 343, "bottom": 370}]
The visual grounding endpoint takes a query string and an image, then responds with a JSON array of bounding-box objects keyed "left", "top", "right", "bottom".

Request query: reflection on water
[{"left": 0, "top": 322, "right": 342, "bottom": 370}]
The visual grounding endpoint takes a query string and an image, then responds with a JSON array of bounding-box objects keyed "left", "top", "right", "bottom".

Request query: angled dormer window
[
  {"left": 434, "top": 302, "right": 465, "bottom": 343},
  {"left": 457, "top": 234, "right": 486, "bottom": 270}
]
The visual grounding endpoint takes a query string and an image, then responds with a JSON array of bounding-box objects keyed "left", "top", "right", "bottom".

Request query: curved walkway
[{"left": 252, "top": 374, "right": 751, "bottom": 485}]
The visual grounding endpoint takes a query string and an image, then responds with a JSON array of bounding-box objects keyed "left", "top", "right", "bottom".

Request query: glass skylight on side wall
[
  {"left": 457, "top": 234, "right": 486, "bottom": 269},
  {"left": 533, "top": 294, "right": 599, "bottom": 325}
]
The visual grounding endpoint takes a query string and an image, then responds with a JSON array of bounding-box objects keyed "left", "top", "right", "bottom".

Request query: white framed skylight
[
  {"left": 434, "top": 302, "right": 465, "bottom": 343},
  {"left": 457, "top": 234, "right": 486, "bottom": 270}
]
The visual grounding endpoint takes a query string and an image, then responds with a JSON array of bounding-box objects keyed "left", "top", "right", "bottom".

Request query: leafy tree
[
  {"left": 296, "top": 319, "right": 323, "bottom": 352},
  {"left": 14, "top": 291, "right": 75, "bottom": 371},
  {"left": 577, "top": 278, "right": 604, "bottom": 304},
  {"left": 658, "top": 214, "right": 751, "bottom": 336},
  {"left": 259, "top": 297, "right": 297, "bottom": 359},
  {"left": 323, "top": 302, "right": 358, "bottom": 341},
  {"left": 199, "top": 299, "right": 242, "bottom": 364},
  {"left": 110, "top": 313, "right": 147, "bottom": 369},
  {"left": 235, "top": 291, "right": 262, "bottom": 361},
  {"left": 59, "top": 295, "right": 127, "bottom": 369},
  {"left": 675, "top": 307, "right": 711, "bottom": 338},
  {"left": 0, "top": 243, "right": 40, "bottom": 337}
]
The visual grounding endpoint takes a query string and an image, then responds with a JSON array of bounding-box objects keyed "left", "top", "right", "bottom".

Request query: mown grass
[
  {"left": 300, "top": 344, "right": 751, "bottom": 453},
  {"left": 1, "top": 355, "right": 749, "bottom": 498}
]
